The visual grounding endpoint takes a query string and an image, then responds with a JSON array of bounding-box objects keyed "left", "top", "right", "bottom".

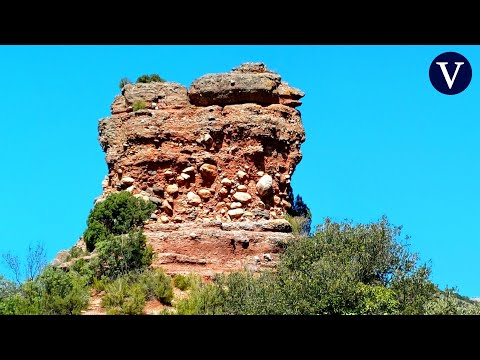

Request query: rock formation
[{"left": 95, "top": 62, "right": 306, "bottom": 277}]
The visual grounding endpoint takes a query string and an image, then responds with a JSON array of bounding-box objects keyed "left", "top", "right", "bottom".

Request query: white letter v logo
[{"left": 436, "top": 62, "right": 464, "bottom": 89}]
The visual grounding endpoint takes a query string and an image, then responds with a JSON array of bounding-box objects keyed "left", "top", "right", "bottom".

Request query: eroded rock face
[{"left": 96, "top": 62, "right": 306, "bottom": 276}]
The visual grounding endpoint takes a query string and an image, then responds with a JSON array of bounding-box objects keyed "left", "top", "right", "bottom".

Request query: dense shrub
[
  {"left": 176, "top": 216, "right": 440, "bottom": 315},
  {"left": 354, "top": 282, "right": 399, "bottom": 315},
  {"left": 213, "top": 271, "right": 285, "bottom": 315},
  {"left": 83, "top": 222, "right": 109, "bottom": 252},
  {"left": 0, "top": 266, "right": 89, "bottom": 315},
  {"left": 70, "top": 257, "right": 96, "bottom": 284},
  {"left": 94, "top": 231, "right": 153, "bottom": 280},
  {"left": 138, "top": 269, "right": 174, "bottom": 305},
  {"left": 100, "top": 269, "right": 173, "bottom": 314},
  {"left": 36, "top": 266, "right": 90, "bottom": 315},
  {"left": 136, "top": 74, "right": 166, "bottom": 83},
  {"left": 0, "top": 293, "right": 31, "bottom": 315},
  {"left": 272, "top": 216, "right": 437, "bottom": 314},
  {"left": 83, "top": 191, "right": 155, "bottom": 251},
  {"left": 92, "top": 276, "right": 109, "bottom": 293},
  {"left": 175, "top": 282, "right": 224, "bottom": 315},
  {"left": 102, "top": 276, "right": 146, "bottom": 315},
  {"left": 173, "top": 273, "right": 202, "bottom": 291}
]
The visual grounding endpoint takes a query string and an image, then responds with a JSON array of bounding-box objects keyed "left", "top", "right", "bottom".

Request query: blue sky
[{"left": 0, "top": 45, "right": 478, "bottom": 297}]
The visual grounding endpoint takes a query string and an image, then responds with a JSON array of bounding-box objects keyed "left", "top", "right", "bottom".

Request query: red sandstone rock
[{"left": 95, "top": 63, "right": 307, "bottom": 276}]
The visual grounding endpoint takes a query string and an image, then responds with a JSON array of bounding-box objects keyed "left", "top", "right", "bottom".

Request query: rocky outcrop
[
  {"left": 95, "top": 62, "right": 306, "bottom": 276},
  {"left": 51, "top": 238, "right": 93, "bottom": 270},
  {"left": 189, "top": 62, "right": 304, "bottom": 107}
]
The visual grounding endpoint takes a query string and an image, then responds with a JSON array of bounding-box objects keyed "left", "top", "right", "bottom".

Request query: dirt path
[{"left": 81, "top": 290, "right": 106, "bottom": 315}]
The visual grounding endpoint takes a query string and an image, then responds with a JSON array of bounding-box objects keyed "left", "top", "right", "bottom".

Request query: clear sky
[{"left": 0, "top": 45, "right": 478, "bottom": 297}]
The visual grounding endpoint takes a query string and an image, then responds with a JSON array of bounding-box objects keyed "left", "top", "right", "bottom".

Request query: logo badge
[{"left": 429, "top": 52, "right": 472, "bottom": 95}]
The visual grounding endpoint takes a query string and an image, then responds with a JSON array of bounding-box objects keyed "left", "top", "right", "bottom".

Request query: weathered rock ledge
[{"left": 144, "top": 219, "right": 292, "bottom": 276}]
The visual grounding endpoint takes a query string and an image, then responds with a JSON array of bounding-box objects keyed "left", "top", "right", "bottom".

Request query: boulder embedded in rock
[{"left": 256, "top": 174, "right": 273, "bottom": 197}]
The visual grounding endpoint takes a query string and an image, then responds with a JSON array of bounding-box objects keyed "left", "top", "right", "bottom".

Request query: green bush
[
  {"left": 83, "top": 222, "right": 110, "bottom": 252},
  {"left": 354, "top": 282, "right": 399, "bottom": 315},
  {"left": 102, "top": 276, "right": 146, "bottom": 315},
  {"left": 175, "top": 282, "right": 224, "bottom": 315},
  {"left": 83, "top": 190, "right": 155, "bottom": 251},
  {"left": 100, "top": 269, "right": 173, "bottom": 314},
  {"left": 173, "top": 273, "right": 202, "bottom": 291},
  {"left": 119, "top": 77, "right": 131, "bottom": 90},
  {"left": 92, "top": 277, "right": 109, "bottom": 293},
  {"left": 0, "top": 266, "right": 89, "bottom": 315},
  {"left": 95, "top": 231, "right": 153, "bottom": 280},
  {"left": 175, "top": 216, "right": 439, "bottom": 315},
  {"left": 213, "top": 271, "right": 284, "bottom": 315},
  {"left": 132, "top": 100, "right": 146, "bottom": 112},
  {"left": 35, "top": 266, "right": 90, "bottom": 315},
  {"left": 0, "top": 276, "right": 21, "bottom": 315},
  {"left": 0, "top": 294, "right": 25, "bottom": 315},
  {"left": 271, "top": 216, "right": 437, "bottom": 314},
  {"left": 138, "top": 269, "right": 174, "bottom": 305},
  {"left": 136, "top": 74, "right": 166, "bottom": 83},
  {"left": 70, "top": 257, "right": 96, "bottom": 284}
]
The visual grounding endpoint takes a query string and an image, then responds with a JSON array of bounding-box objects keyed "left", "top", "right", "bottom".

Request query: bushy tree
[
  {"left": 93, "top": 230, "right": 153, "bottom": 280},
  {"left": 273, "top": 216, "right": 436, "bottom": 314},
  {"left": 83, "top": 191, "right": 155, "bottom": 251}
]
